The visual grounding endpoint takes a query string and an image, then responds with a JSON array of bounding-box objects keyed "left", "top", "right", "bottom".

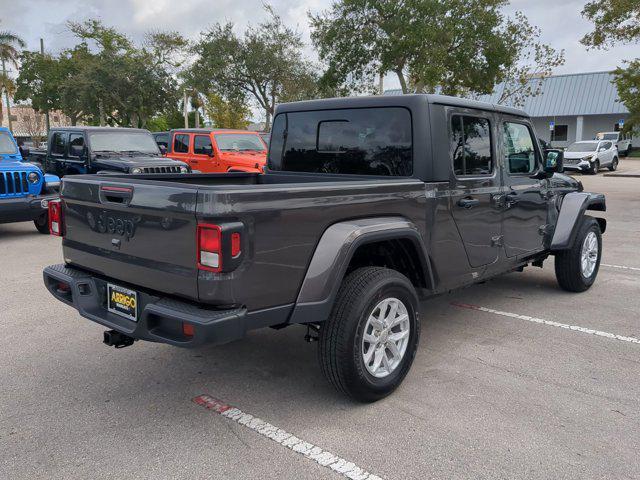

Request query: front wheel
[
  {"left": 34, "top": 213, "right": 50, "bottom": 234},
  {"left": 318, "top": 267, "right": 420, "bottom": 402},
  {"left": 589, "top": 159, "right": 600, "bottom": 174},
  {"left": 609, "top": 157, "right": 619, "bottom": 171},
  {"left": 554, "top": 217, "right": 602, "bottom": 292}
]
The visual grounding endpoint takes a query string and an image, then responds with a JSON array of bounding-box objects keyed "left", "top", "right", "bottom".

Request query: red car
[{"left": 166, "top": 129, "right": 267, "bottom": 173}]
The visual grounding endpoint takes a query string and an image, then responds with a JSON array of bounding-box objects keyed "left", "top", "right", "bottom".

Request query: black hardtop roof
[
  {"left": 275, "top": 94, "right": 528, "bottom": 117},
  {"left": 50, "top": 126, "right": 152, "bottom": 133}
]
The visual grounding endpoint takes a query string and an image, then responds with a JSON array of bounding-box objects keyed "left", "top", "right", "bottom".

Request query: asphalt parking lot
[{"left": 2, "top": 161, "right": 640, "bottom": 480}]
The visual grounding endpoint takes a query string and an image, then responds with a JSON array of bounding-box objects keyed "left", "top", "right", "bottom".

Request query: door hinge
[
  {"left": 491, "top": 235, "right": 504, "bottom": 247},
  {"left": 538, "top": 224, "right": 553, "bottom": 236}
]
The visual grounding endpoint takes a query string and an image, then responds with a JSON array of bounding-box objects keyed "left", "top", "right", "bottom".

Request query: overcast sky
[{"left": 1, "top": 0, "right": 638, "bottom": 110}]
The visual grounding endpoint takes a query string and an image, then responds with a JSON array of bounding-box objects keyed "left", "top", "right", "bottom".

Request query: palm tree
[{"left": 0, "top": 31, "right": 25, "bottom": 131}]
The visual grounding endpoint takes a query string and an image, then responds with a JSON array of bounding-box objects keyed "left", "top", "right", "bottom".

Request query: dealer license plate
[{"left": 107, "top": 283, "right": 138, "bottom": 322}]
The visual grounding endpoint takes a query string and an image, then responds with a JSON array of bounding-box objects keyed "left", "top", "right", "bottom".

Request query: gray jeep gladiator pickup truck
[{"left": 43, "top": 94, "right": 606, "bottom": 402}]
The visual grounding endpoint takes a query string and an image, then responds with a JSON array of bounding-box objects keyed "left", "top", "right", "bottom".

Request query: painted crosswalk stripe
[
  {"left": 193, "top": 394, "right": 384, "bottom": 480},
  {"left": 451, "top": 302, "right": 640, "bottom": 345}
]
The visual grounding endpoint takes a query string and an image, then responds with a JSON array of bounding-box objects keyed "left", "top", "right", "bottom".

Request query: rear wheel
[
  {"left": 554, "top": 217, "right": 601, "bottom": 292},
  {"left": 34, "top": 213, "right": 49, "bottom": 234},
  {"left": 318, "top": 267, "right": 420, "bottom": 402},
  {"left": 609, "top": 157, "right": 619, "bottom": 171}
]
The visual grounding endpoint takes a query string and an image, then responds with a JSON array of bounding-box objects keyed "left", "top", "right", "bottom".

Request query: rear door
[
  {"left": 169, "top": 132, "right": 192, "bottom": 167},
  {"left": 449, "top": 111, "right": 503, "bottom": 268},
  {"left": 62, "top": 177, "right": 200, "bottom": 299},
  {"left": 500, "top": 119, "right": 548, "bottom": 257}
]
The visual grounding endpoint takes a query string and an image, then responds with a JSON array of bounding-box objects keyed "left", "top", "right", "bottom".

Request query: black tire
[
  {"left": 554, "top": 217, "right": 602, "bottom": 292},
  {"left": 34, "top": 213, "right": 50, "bottom": 234},
  {"left": 318, "top": 267, "right": 420, "bottom": 402},
  {"left": 609, "top": 157, "right": 619, "bottom": 171},
  {"left": 626, "top": 147, "right": 632, "bottom": 157},
  {"left": 589, "top": 159, "right": 600, "bottom": 174}
]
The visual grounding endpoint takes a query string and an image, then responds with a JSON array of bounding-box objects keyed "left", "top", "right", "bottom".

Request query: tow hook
[{"left": 103, "top": 330, "right": 136, "bottom": 348}]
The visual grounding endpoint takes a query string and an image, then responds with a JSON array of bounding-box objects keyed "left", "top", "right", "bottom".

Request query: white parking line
[
  {"left": 601, "top": 263, "right": 640, "bottom": 272},
  {"left": 193, "top": 394, "right": 384, "bottom": 480},
  {"left": 451, "top": 302, "right": 640, "bottom": 345}
]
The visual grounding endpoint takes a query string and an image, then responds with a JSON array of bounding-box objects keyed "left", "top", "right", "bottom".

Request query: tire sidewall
[{"left": 348, "top": 275, "right": 419, "bottom": 395}]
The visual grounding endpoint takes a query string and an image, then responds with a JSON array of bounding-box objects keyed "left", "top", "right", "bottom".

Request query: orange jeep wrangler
[{"left": 166, "top": 129, "right": 267, "bottom": 173}]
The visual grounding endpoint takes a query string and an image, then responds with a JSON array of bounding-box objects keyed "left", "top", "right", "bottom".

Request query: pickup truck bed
[{"left": 48, "top": 172, "right": 440, "bottom": 341}]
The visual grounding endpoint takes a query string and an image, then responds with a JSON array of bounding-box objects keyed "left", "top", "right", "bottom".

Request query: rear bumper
[
  {"left": 43, "top": 263, "right": 249, "bottom": 347},
  {"left": 0, "top": 194, "right": 57, "bottom": 223}
]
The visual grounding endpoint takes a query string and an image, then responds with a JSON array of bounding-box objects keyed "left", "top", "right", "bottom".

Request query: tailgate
[{"left": 61, "top": 177, "right": 199, "bottom": 300}]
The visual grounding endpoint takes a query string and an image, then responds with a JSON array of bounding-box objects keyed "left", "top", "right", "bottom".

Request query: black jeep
[{"left": 30, "top": 127, "right": 189, "bottom": 177}]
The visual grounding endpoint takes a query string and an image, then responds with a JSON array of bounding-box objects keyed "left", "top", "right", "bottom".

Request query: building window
[{"left": 551, "top": 125, "right": 568, "bottom": 142}]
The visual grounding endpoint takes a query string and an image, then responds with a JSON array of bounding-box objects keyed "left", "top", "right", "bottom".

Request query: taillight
[
  {"left": 231, "top": 232, "right": 241, "bottom": 257},
  {"left": 48, "top": 199, "right": 63, "bottom": 237},
  {"left": 197, "top": 224, "right": 222, "bottom": 272}
]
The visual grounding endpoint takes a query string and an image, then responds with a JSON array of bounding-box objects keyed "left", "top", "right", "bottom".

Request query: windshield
[
  {"left": 566, "top": 142, "right": 598, "bottom": 152},
  {"left": 0, "top": 131, "right": 17, "bottom": 155},
  {"left": 214, "top": 133, "right": 265, "bottom": 152},
  {"left": 89, "top": 131, "right": 160, "bottom": 154},
  {"left": 596, "top": 133, "right": 618, "bottom": 140}
]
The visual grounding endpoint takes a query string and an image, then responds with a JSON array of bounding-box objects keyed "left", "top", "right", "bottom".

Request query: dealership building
[{"left": 385, "top": 71, "right": 636, "bottom": 148}]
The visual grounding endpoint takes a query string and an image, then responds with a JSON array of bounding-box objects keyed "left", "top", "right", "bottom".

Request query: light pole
[{"left": 1, "top": 57, "right": 13, "bottom": 133}]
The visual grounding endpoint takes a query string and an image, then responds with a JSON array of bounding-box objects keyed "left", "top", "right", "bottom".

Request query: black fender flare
[
  {"left": 288, "top": 217, "right": 433, "bottom": 325},
  {"left": 551, "top": 192, "right": 606, "bottom": 251}
]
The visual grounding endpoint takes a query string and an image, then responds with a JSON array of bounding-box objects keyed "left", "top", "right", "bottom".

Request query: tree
[
  {"left": 190, "top": 6, "right": 319, "bottom": 129},
  {"left": 581, "top": 0, "right": 640, "bottom": 48},
  {"left": 310, "top": 0, "right": 563, "bottom": 105},
  {"left": 204, "top": 93, "right": 251, "bottom": 129},
  {"left": 0, "top": 30, "right": 25, "bottom": 131},
  {"left": 614, "top": 60, "right": 640, "bottom": 131}
]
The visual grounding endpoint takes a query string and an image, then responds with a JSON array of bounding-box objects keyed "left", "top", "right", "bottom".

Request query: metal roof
[{"left": 384, "top": 71, "right": 628, "bottom": 117}]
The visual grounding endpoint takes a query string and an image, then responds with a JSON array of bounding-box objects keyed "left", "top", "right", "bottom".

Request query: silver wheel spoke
[{"left": 361, "top": 297, "right": 411, "bottom": 378}]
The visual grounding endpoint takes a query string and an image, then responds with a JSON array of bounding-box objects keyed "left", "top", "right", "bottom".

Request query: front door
[
  {"left": 501, "top": 120, "right": 549, "bottom": 257},
  {"left": 192, "top": 134, "right": 217, "bottom": 173},
  {"left": 449, "top": 112, "right": 503, "bottom": 268}
]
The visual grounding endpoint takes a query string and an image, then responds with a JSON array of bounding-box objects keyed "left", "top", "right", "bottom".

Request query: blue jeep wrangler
[{"left": 0, "top": 127, "right": 60, "bottom": 234}]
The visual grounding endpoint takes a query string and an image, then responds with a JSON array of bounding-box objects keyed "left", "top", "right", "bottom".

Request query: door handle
[
  {"left": 457, "top": 197, "right": 480, "bottom": 209},
  {"left": 505, "top": 192, "right": 519, "bottom": 205}
]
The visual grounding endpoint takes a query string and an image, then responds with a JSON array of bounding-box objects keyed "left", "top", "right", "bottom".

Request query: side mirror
[
  {"left": 20, "top": 147, "right": 30, "bottom": 158},
  {"left": 159, "top": 144, "right": 167, "bottom": 155},
  {"left": 70, "top": 144, "right": 84, "bottom": 157},
  {"left": 544, "top": 149, "right": 564, "bottom": 174}
]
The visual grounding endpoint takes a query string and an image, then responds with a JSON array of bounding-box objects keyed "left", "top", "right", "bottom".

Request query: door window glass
[
  {"left": 68, "top": 134, "right": 84, "bottom": 157},
  {"left": 51, "top": 132, "right": 66, "bottom": 155},
  {"left": 503, "top": 122, "right": 538, "bottom": 174},
  {"left": 194, "top": 135, "right": 213, "bottom": 155},
  {"left": 174, "top": 134, "right": 190, "bottom": 153},
  {"left": 451, "top": 115, "right": 493, "bottom": 176}
]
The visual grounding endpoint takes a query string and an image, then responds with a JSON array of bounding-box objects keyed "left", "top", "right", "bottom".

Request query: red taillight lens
[
  {"left": 182, "top": 323, "right": 194, "bottom": 337},
  {"left": 197, "top": 224, "right": 222, "bottom": 272},
  {"left": 48, "top": 199, "right": 63, "bottom": 237},
  {"left": 231, "top": 232, "right": 241, "bottom": 257}
]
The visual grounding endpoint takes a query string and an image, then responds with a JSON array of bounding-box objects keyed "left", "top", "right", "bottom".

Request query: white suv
[
  {"left": 596, "top": 131, "right": 632, "bottom": 156},
  {"left": 563, "top": 140, "right": 619, "bottom": 174}
]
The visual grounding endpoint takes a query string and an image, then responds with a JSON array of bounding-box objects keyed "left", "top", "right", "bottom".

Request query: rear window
[{"left": 269, "top": 107, "right": 412, "bottom": 176}]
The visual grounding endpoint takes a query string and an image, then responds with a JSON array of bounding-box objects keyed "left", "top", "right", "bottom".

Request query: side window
[
  {"left": 503, "top": 122, "right": 538, "bottom": 174},
  {"left": 155, "top": 133, "right": 169, "bottom": 149},
  {"left": 451, "top": 115, "right": 493, "bottom": 176},
  {"left": 173, "top": 134, "right": 190, "bottom": 153},
  {"left": 194, "top": 135, "right": 213, "bottom": 155},
  {"left": 68, "top": 134, "right": 84, "bottom": 157},
  {"left": 51, "top": 132, "right": 66, "bottom": 155}
]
